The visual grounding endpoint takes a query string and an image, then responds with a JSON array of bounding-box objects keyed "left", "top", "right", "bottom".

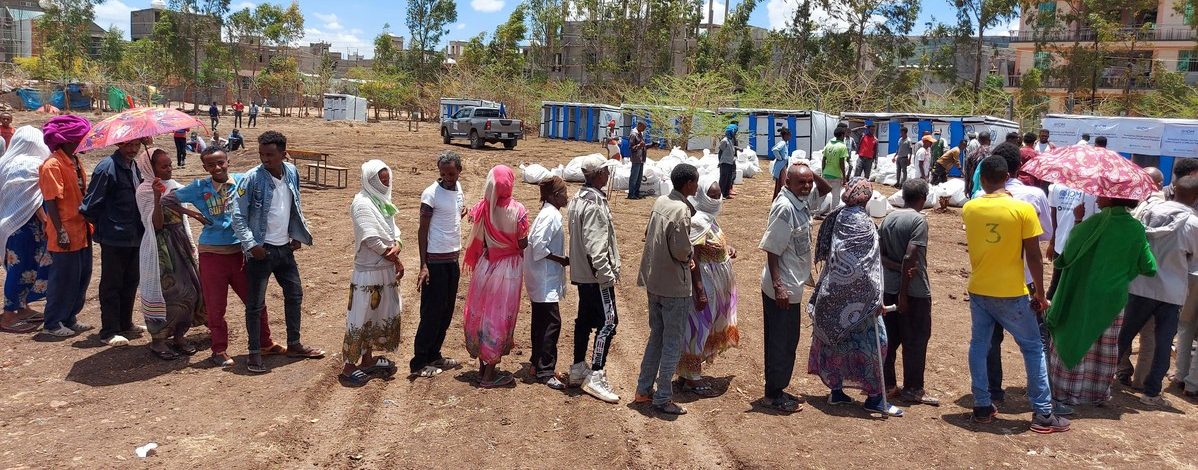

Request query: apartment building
[
  {"left": 0, "top": 0, "right": 106, "bottom": 63},
  {"left": 1006, "top": 0, "right": 1198, "bottom": 111}
]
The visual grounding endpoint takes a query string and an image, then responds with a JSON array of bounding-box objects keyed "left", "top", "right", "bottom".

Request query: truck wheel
[
  {"left": 469, "top": 130, "right": 482, "bottom": 149},
  {"left": 441, "top": 128, "right": 451, "bottom": 144},
  {"left": 503, "top": 139, "right": 517, "bottom": 150}
]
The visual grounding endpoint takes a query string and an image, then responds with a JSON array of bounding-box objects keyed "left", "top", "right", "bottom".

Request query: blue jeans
[
  {"left": 244, "top": 244, "right": 304, "bottom": 353},
  {"left": 43, "top": 247, "right": 92, "bottom": 330},
  {"left": 968, "top": 294, "right": 1052, "bottom": 415},
  {"left": 636, "top": 293, "right": 689, "bottom": 405},
  {"left": 1117, "top": 294, "right": 1181, "bottom": 397},
  {"left": 628, "top": 162, "right": 644, "bottom": 198}
]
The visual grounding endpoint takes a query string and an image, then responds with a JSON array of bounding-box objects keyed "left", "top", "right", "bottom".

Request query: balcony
[
  {"left": 1006, "top": 73, "right": 1156, "bottom": 90},
  {"left": 1009, "top": 26, "right": 1197, "bottom": 43}
]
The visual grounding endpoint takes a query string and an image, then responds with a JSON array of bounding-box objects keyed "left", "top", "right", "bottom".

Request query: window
[
  {"left": 1180, "top": 50, "right": 1198, "bottom": 72},
  {"left": 1037, "top": 2, "right": 1057, "bottom": 26},
  {"left": 1187, "top": 2, "right": 1195, "bottom": 26},
  {"left": 474, "top": 108, "right": 501, "bottom": 118},
  {"left": 1034, "top": 51, "right": 1051, "bottom": 70}
]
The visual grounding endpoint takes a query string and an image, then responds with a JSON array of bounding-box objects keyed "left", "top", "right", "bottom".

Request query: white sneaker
[
  {"left": 582, "top": 369, "right": 620, "bottom": 403},
  {"left": 567, "top": 361, "right": 591, "bottom": 388},
  {"left": 124, "top": 325, "right": 148, "bottom": 335},
  {"left": 102, "top": 335, "right": 130, "bottom": 347},
  {"left": 43, "top": 326, "right": 76, "bottom": 337},
  {"left": 1140, "top": 395, "right": 1173, "bottom": 408},
  {"left": 69, "top": 322, "right": 93, "bottom": 333}
]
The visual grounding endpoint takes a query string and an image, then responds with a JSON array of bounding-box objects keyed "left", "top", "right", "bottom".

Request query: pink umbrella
[
  {"left": 77, "top": 107, "right": 208, "bottom": 153},
  {"left": 1021, "top": 144, "right": 1158, "bottom": 201}
]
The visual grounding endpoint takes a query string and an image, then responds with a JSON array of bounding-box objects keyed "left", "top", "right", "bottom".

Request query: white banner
[
  {"left": 1113, "top": 120, "right": 1164, "bottom": 154},
  {"left": 1162, "top": 124, "right": 1198, "bottom": 156},
  {"left": 1043, "top": 118, "right": 1082, "bottom": 147}
]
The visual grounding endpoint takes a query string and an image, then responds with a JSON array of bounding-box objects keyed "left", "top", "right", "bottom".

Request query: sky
[{"left": 93, "top": 0, "right": 1022, "bottom": 59}]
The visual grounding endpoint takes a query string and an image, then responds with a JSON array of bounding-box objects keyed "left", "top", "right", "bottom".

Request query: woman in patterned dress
[{"left": 0, "top": 127, "right": 53, "bottom": 333}]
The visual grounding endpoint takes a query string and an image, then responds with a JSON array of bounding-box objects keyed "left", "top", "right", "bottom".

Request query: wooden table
[{"left": 288, "top": 149, "right": 347, "bottom": 188}]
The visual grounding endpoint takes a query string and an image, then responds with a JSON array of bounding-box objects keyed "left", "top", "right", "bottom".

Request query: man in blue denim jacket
[{"left": 231, "top": 130, "right": 324, "bottom": 373}]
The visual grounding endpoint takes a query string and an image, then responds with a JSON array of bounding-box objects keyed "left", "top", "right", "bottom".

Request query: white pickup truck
[{"left": 440, "top": 106, "right": 523, "bottom": 150}]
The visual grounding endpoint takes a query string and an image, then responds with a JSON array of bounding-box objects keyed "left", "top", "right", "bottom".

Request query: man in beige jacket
[
  {"left": 634, "top": 164, "right": 701, "bottom": 416},
  {"left": 567, "top": 155, "right": 622, "bottom": 403}
]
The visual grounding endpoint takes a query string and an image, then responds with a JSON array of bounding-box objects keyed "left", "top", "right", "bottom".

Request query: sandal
[
  {"left": 339, "top": 369, "right": 371, "bottom": 387},
  {"left": 768, "top": 394, "right": 803, "bottom": 413},
  {"left": 209, "top": 353, "right": 234, "bottom": 367},
  {"left": 286, "top": 344, "right": 326, "bottom": 359},
  {"left": 653, "top": 402, "right": 688, "bottom": 415},
  {"left": 413, "top": 365, "right": 442, "bottom": 378},
  {"left": 681, "top": 380, "right": 720, "bottom": 397},
  {"left": 0, "top": 319, "right": 40, "bottom": 333},
  {"left": 262, "top": 344, "right": 287, "bottom": 356},
  {"left": 173, "top": 341, "right": 198, "bottom": 356},
  {"left": 431, "top": 357, "right": 461, "bottom": 370},
  {"left": 478, "top": 372, "right": 515, "bottom": 389},
  {"left": 150, "top": 347, "right": 181, "bottom": 361},
  {"left": 247, "top": 361, "right": 269, "bottom": 374},
  {"left": 364, "top": 358, "right": 398, "bottom": 378}
]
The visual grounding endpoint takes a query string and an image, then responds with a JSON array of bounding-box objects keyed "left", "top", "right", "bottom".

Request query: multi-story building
[
  {"left": 445, "top": 40, "right": 467, "bottom": 61},
  {"left": 0, "top": 0, "right": 106, "bottom": 63},
  {"left": 1006, "top": 0, "right": 1198, "bottom": 112},
  {"left": 899, "top": 36, "right": 1016, "bottom": 95}
]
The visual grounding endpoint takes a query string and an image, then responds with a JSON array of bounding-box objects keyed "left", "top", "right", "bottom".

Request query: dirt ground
[{"left": 0, "top": 111, "right": 1195, "bottom": 469}]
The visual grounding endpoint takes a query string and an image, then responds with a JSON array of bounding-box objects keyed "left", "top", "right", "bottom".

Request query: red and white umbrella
[{"left": 1021, "top": 144, "right": 1158, "bottom": 201}]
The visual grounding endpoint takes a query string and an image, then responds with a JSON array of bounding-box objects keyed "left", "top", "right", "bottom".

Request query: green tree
[
  {"left": 406, "top": 0, "right": 458, "bottom": 83},
  {"left": 169, "top": 0, "right": 232, "bottom": 110},
  {"left": 954, "top": 0, "right": 1020, "bottom": 97},
  {"left": 372, "top": 25, "right": 403, "bottom": 75},
  {"left": 35, "top": 0, "right": 103, "bottom": 108},
  {"left": 487, "top": 4, "right": 527, "bottom": 78},
  {"left": 97, "top": 27, "right": 126, "bottom": 78},
  {"left": 457, "top": 33, "right": 488, "bottom": 70},
  {"left": 1016, "top": 67, "right": 1050, "bottom": 126},
  {"left": 525, "top": 0, "right": 566, "bottom": 81}
]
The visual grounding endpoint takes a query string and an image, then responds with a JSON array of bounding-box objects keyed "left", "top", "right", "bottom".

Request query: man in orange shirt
[
  {"left": 0, "top": 112, "right": 14, "bottom": 147},
  {"left": 38, "top": 115, "right": 94, "bottom": 337}
]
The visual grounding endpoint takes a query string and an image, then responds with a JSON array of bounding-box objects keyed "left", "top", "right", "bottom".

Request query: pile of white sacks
[
  {"left": 519, "top": 145, "right": 969, "bottom": 218},
  {"left": 519, "top": 146, "right": 763, "bottom": 197}
]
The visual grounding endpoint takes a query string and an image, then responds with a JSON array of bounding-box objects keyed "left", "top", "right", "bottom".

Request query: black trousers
[
  {"left": 248, "top": 114, "right": 258, "bottom": 127},
  {"left": 98, "top": 244, "right": 140, "bottom": 340},
  {"left": 883, "top": 293, "right": 932, "bottom": 391},
  {"left": 234, "top": 111, "right": 243, "bottom": 128},
  {"left": 410, "top": 260, "right": 460, "bottom": 373},
  {"left": 762, "top": 292, "right": 802, "bottom": 399},
  {"left": 530, "top": 301, "right": 562, "bottom": 378},
  {"left": 1046, "top": 267, "right": 1062, "bottom": 301},
  {"left": 931, "top": 165, "right": 948, "bottom": 185},
  {"left": 855, "top": 157, "right": 875, "bottom": 179},
  {"left": 244, "top": 244, "right": 304, "bottom": 352},
  {"left": 718, "top": 163, "right": 736, "bottom": 198},
  {"left": 895, "top": 158, "right": 909, "bottom": 186},
  {"left": 574, "top": 283, "right": 618, "bottom": 370},
  {"left": 174, "top": 137, "right": 187, "bottom": 166}
]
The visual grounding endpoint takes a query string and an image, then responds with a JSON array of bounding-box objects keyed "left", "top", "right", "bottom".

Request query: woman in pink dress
[{"left": 463, "top": 165, "right": 530, "bottom": 388}]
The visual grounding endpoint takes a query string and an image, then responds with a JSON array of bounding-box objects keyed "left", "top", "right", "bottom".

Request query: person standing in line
[
  {"left": 914, "top": 135, "right": 933, "bottom": 182},
  {"left": 0, "top": 112, "right": 15, "bottom": 147},
  {"left": 566, "top": 155, "right": 622, "bottom": 403},
  {"left": 231, "top": 131, "right": 325, "bottom": 374},
  {"left": 1045, "top": 195, "right": 1155, "bottom": 407},
  {"left": 893, "top": 127, "right": 912, "bottom": 188},
  {"left": 1119, "top": 176, "right": 1198, "bottom": 408},
  {"left": 461, "top": 165, "right": 530, "bottom": 388},
  {"left": 605, "top": 120, "right": 622, "bottom": 160},
  {"left": 818, "top": 126, "right": 849, "bottom": 217},
  {"left": 759, "top": 162, "right": 831, "bottom": 413},
  {"left": 209, "top": 101, "right": 220, "bottom": 130},
  {"left": 1159, "top": 160, "right": 1198, "bottom": 399},
  {"left": 676, "top": 174, "right": 739, "bottom": 396},
  {"left": 0, "top": 126, "right": 53, "bottom": 333},
  {"left": 963, "top": 155, "right": 1069, "bottom": 434},
  {"left": 163, "top": 147, "right": 282, "bottom": 367},
  {"left": 1076, "top": 133, "right": 1090, "bottom": 146},
  {"left": 248, "top": 102, "right": 259, "bottom": 128},
  {"left": 337, "top": 159, "right": 405, "bottom": 386},
  {"left": 80, "top": 135, "right": 146, "bottom": 346},
  {"left": 135, "top": 148, "right": 208, "bottom": 360},
  {"left": 1113, "top": 167, "right": 1165, "bottom": 390},
  {"left": 771, "top": 128, "right": 792, "bottom": 198},
  {"left": 1094, "top": 136, "right": 1108, "bottom": 148},
  {"left": 855, "top": 126, "right": 878, "bottom": 180},
  {"left": 1034, "top": 129, "right": 1056, "bottom": 154},
  {"left": 233, "top": 99, "right": 245, "bottom": 129},
  {"left": 173, "top": 128, "right": 188, "bottom": 168},
  {"left": 37, "top": 116, "right": 95, "bottom": 338},
  {"left": 525, "top": 177, "right": 570, "bottom": 390},
  {"left": 634, "top": 164, "right": 701, "bottom": 416},
  {"left": 1045, "top": 182, "right": 1097, "bottom": 300},
  {"left": 880, "top": 178, "right": 939, "bottom": 406},
  {"left": 410, "top": 151, "right": 466, "bottom": 378},
  {"left": 628, "top": 121, "right": 647, "bottom": 200},
  {"left": 717, "top": 124, "right": 739, "bottom": 200},
  {"left": 965, "top": 133, "right": 991, "bottom": 198}
]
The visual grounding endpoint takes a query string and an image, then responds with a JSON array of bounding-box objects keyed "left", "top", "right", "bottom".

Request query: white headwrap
[
  {"left": 351, "top": 159, "right": 399, "bottom": 248},
  {"left": 0, "top": 126, "right": 52, "bottom": 250},
  {"left": 688, "top": 173, "right": 723, "bottom": 244},
  {"left": 135, "top": 147, "right": 181, "bottom": 328}
]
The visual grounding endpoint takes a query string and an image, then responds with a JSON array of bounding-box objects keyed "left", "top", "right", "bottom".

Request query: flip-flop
[
  {"left": 151, "top": 348, "right": 181, "bottom": 361},
  {"left": 478, "top": 373, "right": 515, "bottom": 389},
  {"left": 412, "top": 365, "right": 443, "bottom": 378},
  {"left": 0, "top": 319, "right": 40, "bottom": 333},
  {"left": 339, "top": 369, "right": 371, "bottom": 387},
  {"left": 364, "top": 358, "right": 398, "bottom": 378},
  {"left": 261, "top": 344, "right": 287, "bottom": 356},
  {"left": 431, "top": 358, "right": 461, "bottom": 369},
  {"left": 173, "top": 341, "right": 198, "bottom": 356},
  {"left": 286, "top": 345, "right": 326, "bottom": 359}
]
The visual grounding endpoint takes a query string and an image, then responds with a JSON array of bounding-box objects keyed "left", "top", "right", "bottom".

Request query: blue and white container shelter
[{"left": 1042, "top": 114, "right": 1198, "bottom": 185}]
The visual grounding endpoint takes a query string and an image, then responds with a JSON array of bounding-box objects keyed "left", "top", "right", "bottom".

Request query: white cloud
[
  {"left": 93, "top": 0, "right": 133, "bottom": 36},
  {"left": 312, "top": 12, "right": 343, "bottom": 31},
  {"left": 302, "top": 26, "right": 373, "bottom": 56},
  {"left": 232, "top": 1, "right": 255, "bottom": 10},
  {"left": 765, "top": 0, "right": 883, "bottom": 33},
  {"left": 456, "top": 23, "right": 467, "bottom": 30},
  {"left": 699, "top": 0, "right": 726, "bottom": 26},
  {"left": 986, "top": 17, "right": 1021, "bottom": 36},
  {"left": 471, "top": 0, "right": 505, "bottom": 13}
]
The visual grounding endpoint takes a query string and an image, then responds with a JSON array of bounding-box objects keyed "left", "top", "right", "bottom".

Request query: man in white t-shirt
[
  {"left": 411, "top": 151, "right": 467, "bottom": 378},
  {"left": 915, "top": 135, "right": 934, "bottom": 180},
  {"left": 1045, "top": 182, "right": 1096, "bottom": 299},
  {"left": 525, "top": 177, "right": 570, "bottom": 390}
]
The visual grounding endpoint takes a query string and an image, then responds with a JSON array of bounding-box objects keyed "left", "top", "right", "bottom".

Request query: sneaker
[
  {"left": 124, "top": 325, "right": 149, "bottom": 335},
  {"left": 567, "top": 361, "right": 591, "bottom": 388},
  {"left": 1053, "top": 400, "right": 1075, "bottom": 416},
  {"left": 102, "top": 335, "right": 130, "bottom": 347},
  {"left": 540, "top": 376, "right": 566, "bottom": 390},
  {"left": 972, "top": 404, "right": 998, "bottom": 423},
  {"left": 1030, "top": 413, "right": 1070, "bottom": 434},
  {"left": 582, "top": 369, "right": 620, "bottom": 403},
  {"left": 1139, "top": 395, "right": 1173, "bottom": 408},
  {"left": 43, "top": 326, "right": 76, "bottom": 337},
  {"left": 68, "top": 322, "right": 93, "bottom": 333}
]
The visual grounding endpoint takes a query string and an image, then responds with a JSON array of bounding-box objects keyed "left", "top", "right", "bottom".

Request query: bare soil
[{"left": 1, "top": 112, "right": 1195, "bottom": 469}]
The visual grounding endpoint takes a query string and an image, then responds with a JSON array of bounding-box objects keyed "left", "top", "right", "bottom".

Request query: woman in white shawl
[
  {"left": 135, "top": 148, "right": 206, "bottom": 360},
  {"left": 0, "top": 127, "right": 50, "bottom": 333},
  {"left": 340, "top": 159, "right": 405, "bottom": 386},
  {"left": 676, "top": 173, "right": 739, "bottom": 395}
]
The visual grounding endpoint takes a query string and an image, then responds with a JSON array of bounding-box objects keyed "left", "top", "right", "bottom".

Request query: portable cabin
[
  {"left": 540, "top": 101, "right": 625, "bottom": 142},
  {"left": 440, "top": 98, "right": 502, "bottom": 119},
  {"left": 841, "top": 112, "right": 1020, "bottom": 176},
  {"left": 323, "top": 94, "right": 369, "bottom": 122},
  {"left": 716, "top": 108, "right": 840, "bottom": 159},
  {"left": 1042, "top": 114, "right": 1198, "bottom": 185}
]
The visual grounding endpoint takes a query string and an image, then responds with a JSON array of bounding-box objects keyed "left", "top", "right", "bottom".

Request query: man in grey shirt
[
  {"left": 628, "top": 122, "right": 648, "bottom": 199},
  {"left": 879, "top": 178, "right": 939, "bottom": 406},
  {"left": 892, "top": 126, "right": 912, "bottom": 187},
  {"left": 759, "top": 163, "right": 830, "bottom": 413}
]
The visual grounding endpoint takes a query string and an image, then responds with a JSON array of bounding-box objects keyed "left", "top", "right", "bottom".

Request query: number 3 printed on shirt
[{"left": 985, "top": 223, "right": 1001, "bottom": 243}]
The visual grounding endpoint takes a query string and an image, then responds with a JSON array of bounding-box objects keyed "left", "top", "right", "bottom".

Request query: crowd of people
[{"left": 1, "top": 113, "right": 1196, "bottom": 434}]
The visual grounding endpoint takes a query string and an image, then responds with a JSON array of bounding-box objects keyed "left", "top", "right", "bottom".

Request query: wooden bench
[{"left": 305, "top": 164, "right": 348, "bottom": 189}]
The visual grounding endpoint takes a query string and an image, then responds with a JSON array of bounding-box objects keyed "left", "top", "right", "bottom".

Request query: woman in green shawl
[{"left": 1045, "top": 196, "right": 1156, "bottom": 406}]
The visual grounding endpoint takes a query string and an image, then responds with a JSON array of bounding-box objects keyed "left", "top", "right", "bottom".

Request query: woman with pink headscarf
[{"left": 462, "top": 165, "right": 530, "bottom": 388}]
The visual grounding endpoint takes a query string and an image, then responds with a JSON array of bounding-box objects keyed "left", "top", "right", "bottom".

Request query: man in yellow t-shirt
[{"left": 961, "top": 155, "right": 1069, "bottom": 434}]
